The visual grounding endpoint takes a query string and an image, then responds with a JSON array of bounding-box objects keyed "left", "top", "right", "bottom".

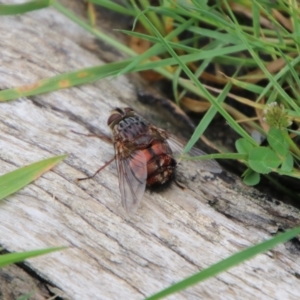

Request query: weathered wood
[{"left": 0, "top": 2, "right": 300, "bottom": 300}]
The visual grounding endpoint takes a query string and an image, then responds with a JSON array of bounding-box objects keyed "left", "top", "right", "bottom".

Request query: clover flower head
[{"left": 263, "top": 102, "right": 292, "bottom": 130}]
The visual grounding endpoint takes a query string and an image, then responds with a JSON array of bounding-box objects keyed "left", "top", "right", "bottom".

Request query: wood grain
[{"left": 0, "top": 2, "right": 300, "bottom": 300}]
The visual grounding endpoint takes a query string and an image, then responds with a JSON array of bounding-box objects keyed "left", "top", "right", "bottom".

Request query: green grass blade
[
  {"left": 87, "top": 0, "right": 135, "bottom": 16},
  {"left": 0, "top": 60, "right": 131, "bottom": 101},
  {"left": 0, "top": 46, "right": 247, "bottom": 102},
  {"left": 184, "top": 81, "right": 233, "bottom": 153},
  {"left": 187, "top": 27, "right": 241, "bottom": 45},
  {"left": 252, "top": 2, "right": 260, "bottom": 38},
  {"left": 182, "top": 153, "right": 247, "bottom": 160},
  {"left": 145, "top": 226, "right": 300, "bottom": 300},
  {"left": 213, "top": 55, "right": 258, "bottom": 67},
  {"left": 0, "top": 0, "right": 50, "bottom": 15},
  {"left": 173, "top": 66, "right": 182, "bottom": 104},
  {"left": 0, "top": 154, "right": 67, "bottom": 200},
  {"left": 0, "top": 247, "right": 65, "bottom": 268}
]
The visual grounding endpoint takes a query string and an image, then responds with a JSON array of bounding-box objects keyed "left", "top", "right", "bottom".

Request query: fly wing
[
  {"left": 115, "top": 149, "right": 147, "bottom": 214},
  {"left": 167, "top": 136, "right": 222, "bottom": 173}
]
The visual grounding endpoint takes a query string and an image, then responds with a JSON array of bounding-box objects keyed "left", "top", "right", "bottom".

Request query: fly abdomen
[{"left": 142, "top": 140, "right": 176, "bottom": 187}]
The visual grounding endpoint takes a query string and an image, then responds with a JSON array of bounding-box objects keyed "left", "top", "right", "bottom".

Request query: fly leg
[
  {"left": 78, "top": 156, "right": 115, "bottom": 181},
  {"left": 72, "top": 130, "right": 114, "bottom": 180}
]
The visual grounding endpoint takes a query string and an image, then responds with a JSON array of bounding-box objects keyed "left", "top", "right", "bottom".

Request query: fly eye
[
  {"left": 107, "top": 113, "right": 121, "bottom": 126},
  {"left": 124, "top": 107, "right": 134, "bottom": 114}
]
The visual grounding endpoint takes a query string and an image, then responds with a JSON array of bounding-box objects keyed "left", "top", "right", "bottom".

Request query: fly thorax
[{"left": 116, "top": 116, "right": 149, "bottom": 141}]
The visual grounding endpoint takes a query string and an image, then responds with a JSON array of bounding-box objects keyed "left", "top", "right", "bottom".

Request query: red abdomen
[{"left": 142, "top": 140, "right": 176, "bottom": 186}]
